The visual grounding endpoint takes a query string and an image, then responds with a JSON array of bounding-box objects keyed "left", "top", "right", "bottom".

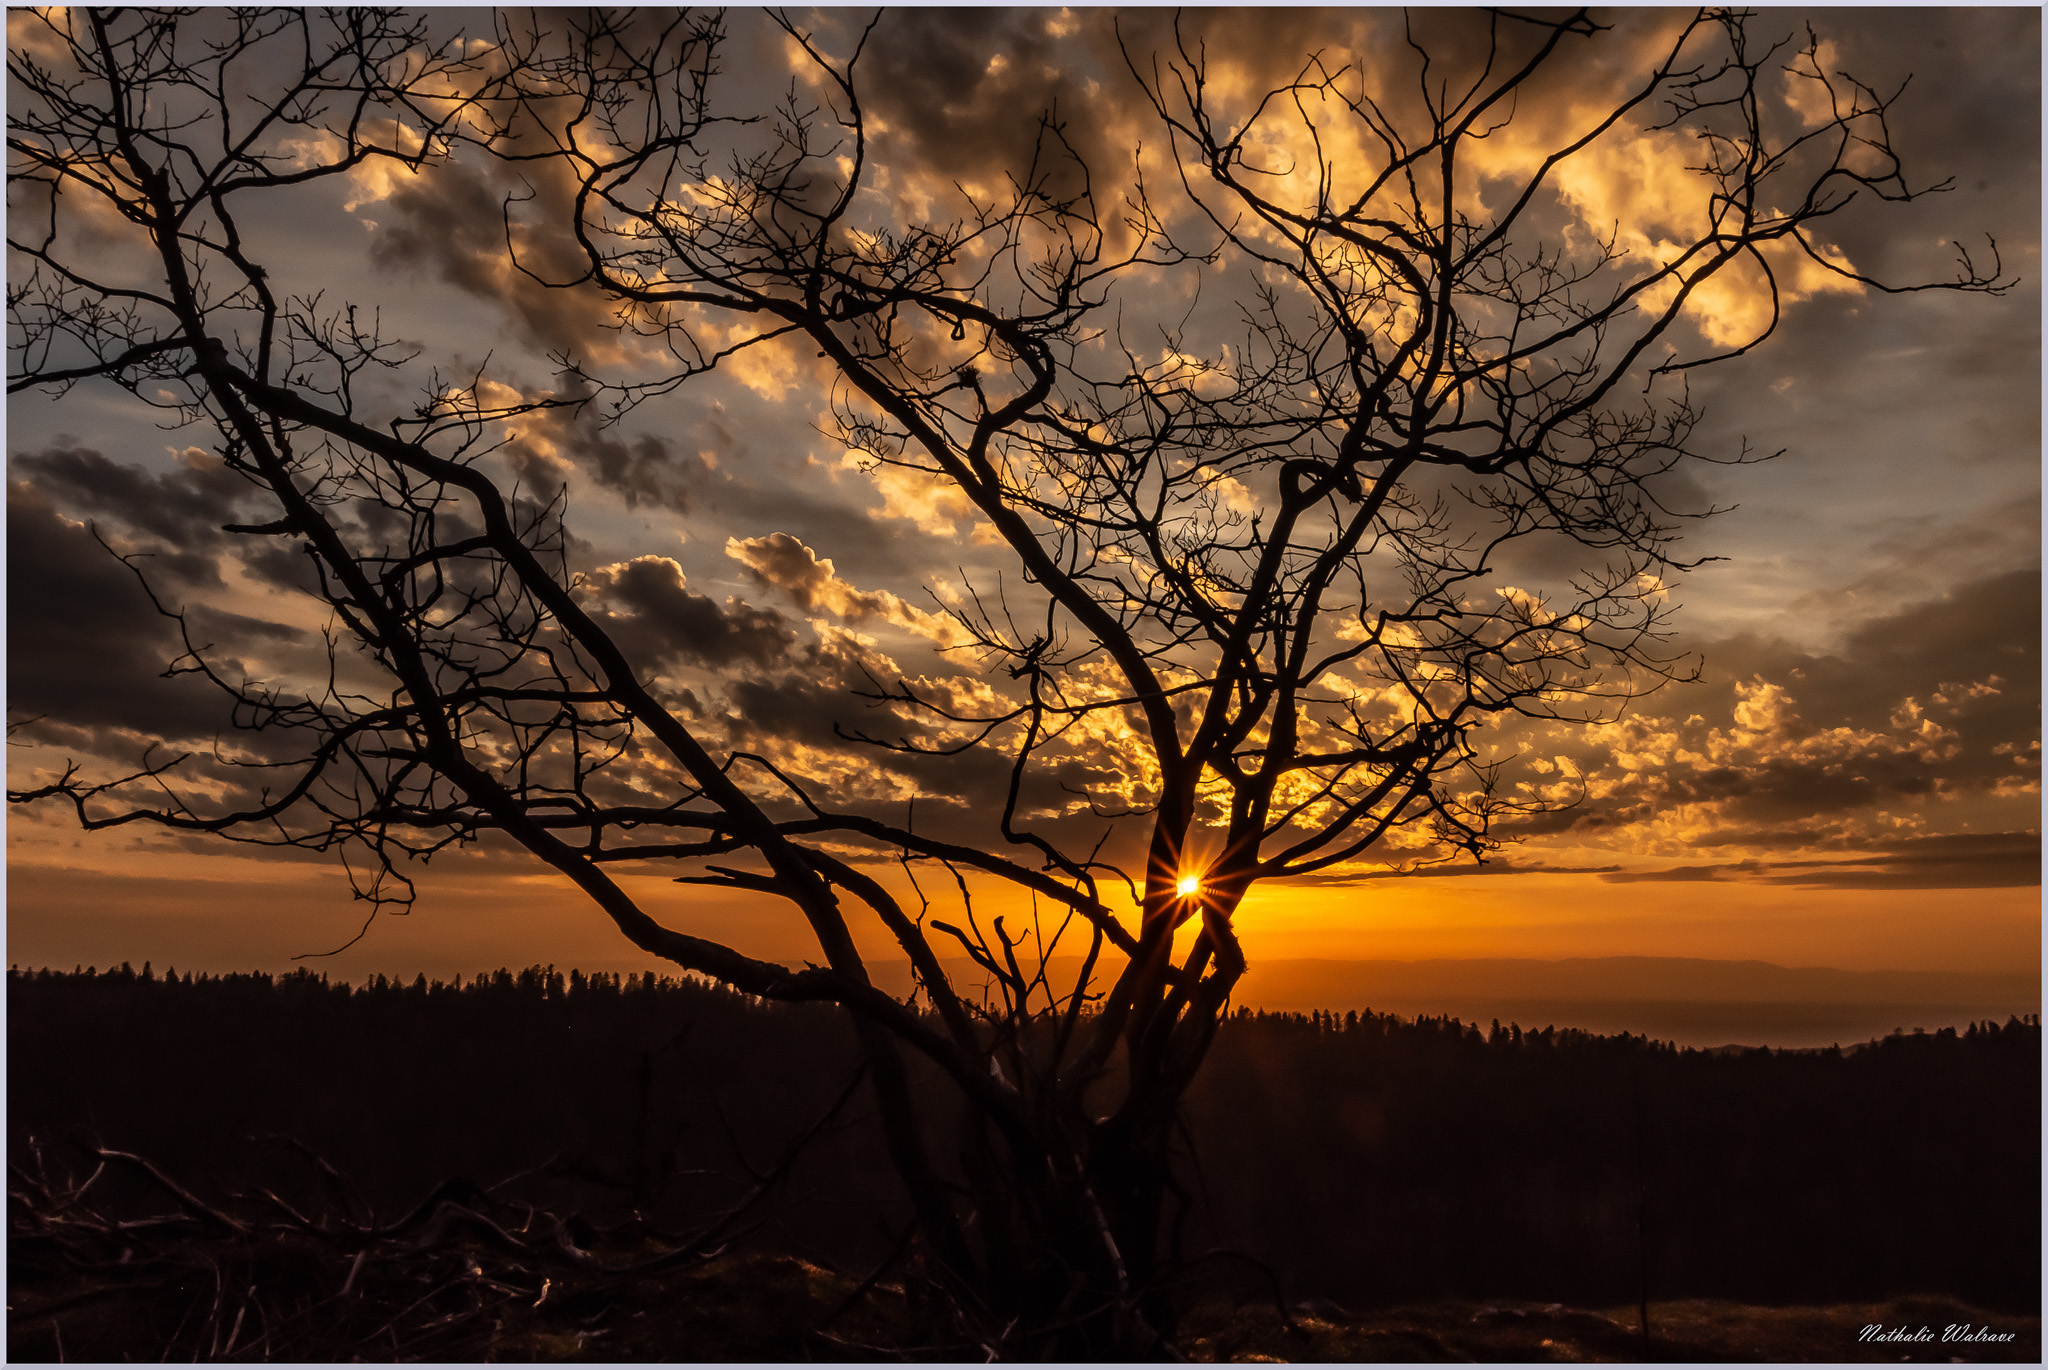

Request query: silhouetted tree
[{"left": 8, "top": 7, "right": 2004, "bottom": 1353}]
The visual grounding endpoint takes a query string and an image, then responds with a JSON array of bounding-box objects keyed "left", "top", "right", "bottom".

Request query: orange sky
[{"left": 8, "top": 840, "right": 2036, "bottom": 985}]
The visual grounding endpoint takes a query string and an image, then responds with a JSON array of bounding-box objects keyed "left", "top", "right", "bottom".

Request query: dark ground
[
  {"left": 8, "top": 965, "right": 2040, "bottom": 1361},
  {"left": 9, "top": 1241, "right": 2039, "bottom": 1363}
]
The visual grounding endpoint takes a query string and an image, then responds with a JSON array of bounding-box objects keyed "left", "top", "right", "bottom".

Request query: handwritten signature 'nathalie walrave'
[{"left": 1861, "top": 1325, "right": 2016, "bottom": 1345}]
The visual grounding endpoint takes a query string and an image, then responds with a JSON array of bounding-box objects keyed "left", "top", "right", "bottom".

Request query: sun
[{"left": 1176, "top": 874, "right": 1201, "bottom": 898}]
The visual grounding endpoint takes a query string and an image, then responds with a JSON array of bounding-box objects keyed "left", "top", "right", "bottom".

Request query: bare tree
[{"left": 9, "top": 7, "right": 2004, "bottom": 1354}]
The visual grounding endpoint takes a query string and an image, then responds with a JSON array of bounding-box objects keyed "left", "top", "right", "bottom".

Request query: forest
[{"left": 8, "top": 964, "right": 2038, "bottom": 1360}]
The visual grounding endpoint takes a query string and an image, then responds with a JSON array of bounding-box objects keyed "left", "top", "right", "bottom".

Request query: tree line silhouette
[
  {"left": 1188, "top": 1001, "right": 2038, "bottom": 1314},
  {"left": 11, "top": 962, "right": 2036, "bottom": 1328}
]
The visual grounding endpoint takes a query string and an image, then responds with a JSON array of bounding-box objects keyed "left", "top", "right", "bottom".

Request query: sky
[{"left": 6, "top": 7, "right": 2040, "bottom": 994}]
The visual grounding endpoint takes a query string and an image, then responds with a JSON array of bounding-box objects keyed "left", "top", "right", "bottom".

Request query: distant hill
[
  {"left": 884, "top": 954, "right": 2040, "bottom": 1049},
  {"left": 1236, "top": 955, "right": 2041, "bottom": 1048}
]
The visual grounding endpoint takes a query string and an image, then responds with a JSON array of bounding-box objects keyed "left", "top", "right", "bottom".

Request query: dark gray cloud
[
  {"left": 1600, "top": 830, "right": 2039, "bottom": 890},
  {"left": 579, "top": 555, "right": 795, "bottom": 671},
  {"left": 12, "top": 444, "right": 262, "bottom": 588},
  {"left": 700, "top": 622, "right": 1135, "bottom": 851},
  {"left": 871, "top": 6, "right": 1543, "bottom": 181},
  {"left": 1779, "top": 7, "right": 2040, "bottom": 281},
  {"left": 1705, "top": 566, "right": 2035, "bottom": 803},
  {"left": 505, "top": 387, "right": 717, "bottom": 516},
  {"left": 373, "top": 154, "right": 623, "bottom": 363},
  {"left": 1497, "top": 564, "right": 2039, "bottom": 849},
  {"left": 1284, "top": 859, "right": 1629, "bottom": 887},
  {"left": 6, "top": 482, "right": 237, "bottom": 748},
  {"left": 847, "top": 9, "right": 1124, "bottom": 207}
]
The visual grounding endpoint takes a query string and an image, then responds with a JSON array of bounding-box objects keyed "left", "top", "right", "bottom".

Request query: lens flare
[{"left": 1176, "top": 874, "right": 1201, "bottom": 898}]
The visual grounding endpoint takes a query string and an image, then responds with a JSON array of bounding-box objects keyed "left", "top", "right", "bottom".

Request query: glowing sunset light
[{"left": 1177, "top": 875, "right": 1202, "bottom": 899}]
